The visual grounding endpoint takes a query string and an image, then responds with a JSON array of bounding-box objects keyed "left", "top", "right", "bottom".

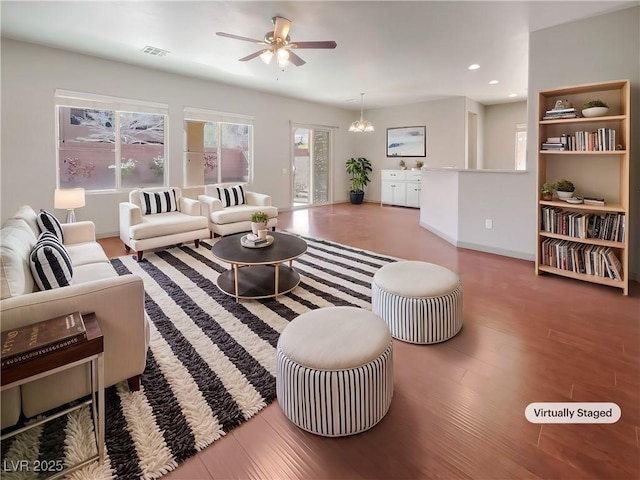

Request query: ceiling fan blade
[
  {"left": 239, "top": 49, "right": 269, "bottom": 62},
  {"left": 289, "top": 40, "right": 337, "bottom": 49},
  {"left": 287, "top": 50, "right": 306, "bottom": 66},
  {"left": 273, "top": 16, "right": 291, "bottom": 41},
  {"left": 216, "top": 32, "right": 266, "bottom": 45}
]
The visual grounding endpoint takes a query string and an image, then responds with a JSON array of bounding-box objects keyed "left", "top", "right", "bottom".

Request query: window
[
  {"left": 515, "top": 123, "right": 527, "bottom": 171},
  {"left": 184, "top": 108, "right": 253, "bottom": 187},
  {"left": 56, "top": 90, "right": 168, "bottom": 191}
]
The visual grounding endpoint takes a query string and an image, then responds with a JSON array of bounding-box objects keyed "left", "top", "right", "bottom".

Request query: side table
[{"left": 1, "top": 312, "right": 105, "bottom": 479}]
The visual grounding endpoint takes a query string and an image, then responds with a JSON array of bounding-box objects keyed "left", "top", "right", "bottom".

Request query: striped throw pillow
[
  {"left": 37, "top": 209, "right": 64, "bottom": 242},
  {"left": 216, "top": 185, "right": 245, "bottom": 207},
  {"left": 140, "top": 189, "right": 178, "bottom": 215},
  {"left": 30, "top": 234, "right": 73, "bottom": 290}
]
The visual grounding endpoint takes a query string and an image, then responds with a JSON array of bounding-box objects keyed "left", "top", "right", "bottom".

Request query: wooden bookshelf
[{"left": 536, "top": 80, "right": 630, "bottom": 295}]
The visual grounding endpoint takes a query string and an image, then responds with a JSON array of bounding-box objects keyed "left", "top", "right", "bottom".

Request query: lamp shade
[{"left": 54, "top": 188, "right": 85, "bottom": 209}]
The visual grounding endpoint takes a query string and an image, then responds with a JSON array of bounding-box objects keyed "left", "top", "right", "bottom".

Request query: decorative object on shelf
[
  {"left": 346, "top": 156, "right": 372, "bottom": 204},
  {"left": 348, "top": 93, "right": 374, "bottom": 132},
  {"left": 386, "top": 126, "right": 426, "bottom": 157},
  {"left": 565, "top": 197, "right": 583, "bottom": 204},
  {"left": 581, "top": 99, "right": 609, "bottom": 118},
  {"left": 241, "top": 233, "right": 274, "bottom": 248},
  {"left": 414, "top": 160, "right": 424, "bottom": 170},
  {"left": 250, "top": 211, "right": 269, "bottom": 234},
  {"left": 555, "top": 179, "right": 575, "bottom": 200},
  {"left": 541, "top": 182, "right": 556, "bottom": 201},
  {"left": 399, "top": 160, "right": 407, "bottom": 170},
  {"left": 54, "top": 187, "right": 85, "bottom": 223},
  {"left": 554, "top": 99, "right": 565, "bottom": 110}
]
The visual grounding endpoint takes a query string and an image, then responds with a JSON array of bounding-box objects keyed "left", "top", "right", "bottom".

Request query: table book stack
[{"left": 1, "top": 312, "right": 87, "bottom": 368}]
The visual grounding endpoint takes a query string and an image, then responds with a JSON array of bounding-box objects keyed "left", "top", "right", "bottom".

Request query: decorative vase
[
  {"left": 251, "top": 221, "right": 267, "bottom": 235},
  {"left": 556, "top": 190, "right": 574, "bottom": 200},
  {"left": 582, "top": 106, "right": 609, "bottom": 118}
]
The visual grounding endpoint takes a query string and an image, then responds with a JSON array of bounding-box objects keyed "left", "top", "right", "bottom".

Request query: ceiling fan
[{"left": 216, "top": 16, "right": 337, "bottom": 67}]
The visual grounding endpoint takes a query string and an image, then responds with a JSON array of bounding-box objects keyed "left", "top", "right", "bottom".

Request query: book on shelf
[
  {"left": 1, "top": 312, "right": 87, "bottom": 367},
  {"left": 582, "top": 197, "right": 605, "bottom": 206}
]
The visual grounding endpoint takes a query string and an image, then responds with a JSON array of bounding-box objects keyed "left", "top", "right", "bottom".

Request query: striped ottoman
[
  {"left": 372, "top": 261, "right": 463, "bottom": 344},
  {"left": 276, "top": 306, "right": 393, "bottom": 437}
]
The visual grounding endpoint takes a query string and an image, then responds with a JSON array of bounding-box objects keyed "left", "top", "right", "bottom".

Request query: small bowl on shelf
[
  {"left": 556, "top": 190, "right": 574, "bottom": 200},
  {"left": 581, "top": 106, "right": 609, "bottom": 118}
]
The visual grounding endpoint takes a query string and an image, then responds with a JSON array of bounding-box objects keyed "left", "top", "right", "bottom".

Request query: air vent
[{"left": 142, "top": 46, "right": 170, "bottom": 57}]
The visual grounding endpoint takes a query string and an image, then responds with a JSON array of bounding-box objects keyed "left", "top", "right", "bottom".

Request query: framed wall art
[{"left": 386, "top": 126, "right": 426, "bottom": 157}]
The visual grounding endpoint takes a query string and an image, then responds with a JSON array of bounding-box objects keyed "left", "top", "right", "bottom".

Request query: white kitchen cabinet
[{"left": 381, "top": 170, "right": 421, "bottom": 208}]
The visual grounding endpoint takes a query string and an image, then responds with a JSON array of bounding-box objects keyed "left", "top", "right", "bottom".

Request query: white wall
[
  {"left": 465, "top": 98, "right": 485, "bottom": 169},
  {"left": 484, "top": 101, "right": 527, "bottom": 170},
  {"left": 0, "top": 39, "right": 356, "bottom": 236},
  {"left": 528, "top": 5, "right": 640, "bottom": 279},
  {"left": 352, "top": 96, "right": 467, "bottom": 202}
]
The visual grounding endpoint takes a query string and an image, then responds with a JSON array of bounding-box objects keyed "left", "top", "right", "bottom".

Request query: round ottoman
[
  {"left": 371, "top": 261, "right": 463, "bottom": 344},
  {"left": 276, "top": 306, "right": 393, "bottom": 437}
]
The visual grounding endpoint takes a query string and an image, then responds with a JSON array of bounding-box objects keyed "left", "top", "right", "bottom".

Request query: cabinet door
[
  {"left": 381, "top": 181, "right": 395, "bottom": 204},
  {"left": 406, "top": 182, "right": 421, "bottom": 208}
]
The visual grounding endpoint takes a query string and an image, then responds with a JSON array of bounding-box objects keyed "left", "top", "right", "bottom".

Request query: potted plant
[
  {"left": 581, "top": 99, "right": 609, "bottom": 118},
  {"left": 399, "top": 160, "right": 407, "bottom": 170},
  {"left": 555, "top": 179, "right": 575, "bottom": 200},
  {"left": 541, "top": 182, "right": 556, "bottom": 201},
  {"left": 345, "top": 157, "right": 372, "bottom": 204},
  {"left": 414, "top": 160, "right": 424, "bottom": 170},
  {"left": 250, "top": 211, "right": 269, "bottom": 234}
]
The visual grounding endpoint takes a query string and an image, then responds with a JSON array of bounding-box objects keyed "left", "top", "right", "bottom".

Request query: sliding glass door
[{"left": 292, "top": 125, "right": 332, "bottom": 208}]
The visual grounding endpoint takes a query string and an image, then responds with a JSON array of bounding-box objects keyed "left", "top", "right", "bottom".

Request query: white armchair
[
  {"left": 120, "top": 187, "right": 209, "bottom": 261},
  {"left": 199, "top": 184, "right": 278, "bottom": 237}
]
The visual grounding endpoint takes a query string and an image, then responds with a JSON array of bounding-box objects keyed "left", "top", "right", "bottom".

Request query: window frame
[{"left": 55, "top": 90, "right": 169, "bottom": 193}]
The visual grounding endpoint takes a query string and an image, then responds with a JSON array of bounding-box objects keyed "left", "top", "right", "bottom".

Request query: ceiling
[{"left": 1, "top": 1, "right": 637, "bottom": 110}]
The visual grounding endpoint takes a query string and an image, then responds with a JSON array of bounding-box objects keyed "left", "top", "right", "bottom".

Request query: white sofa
[
  {"left": 199, "top": 184, "right": 278, "bottom": 237},
  {"left": 119, "top": 187, "right": 209, "bottom": 261},
  {"left": 0, "top": 206, "right": 150, "bottom": 429}
]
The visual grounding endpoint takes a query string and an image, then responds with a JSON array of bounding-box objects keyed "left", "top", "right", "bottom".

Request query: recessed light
[
  {"left": 468, "top": 64, "right": 480, "bottom": 70},
  {"left": 489, "top": 80, "right": 499, "bottom": 85},
  {"left": 508, "top": 93, "right": 518, "bottom": 97}
]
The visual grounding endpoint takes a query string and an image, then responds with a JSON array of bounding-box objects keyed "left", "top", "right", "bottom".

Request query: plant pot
[
  {"left": 556, "top": 190, "right": 574, "bottom": 200},
  {"left": 349, "top": 191, "right": 364, "bottom": 205},
  {"left": 251, "top": 221, "right": 267, "bottom": 234},
  {"left": 581, "top": 106, "right": 609, "bottom": 118},
  {"left": 542, "top": 193, "right": 553, "bottom": 201}
]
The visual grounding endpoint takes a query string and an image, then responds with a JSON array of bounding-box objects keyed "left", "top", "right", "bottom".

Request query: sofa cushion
[
  {"left": 12, "top": 205, "right": 40, "bottom": 237},
  {"left": 37, "top": 209, "right": 64, "bottom": 242},
  {"left": 129, "top": 211, "right": 209, "bottom": 240},
  {"left": 211, "top": 205, "right": 278, "bottom": 225},
  {"left": 30, "top": 236, "right": 73, "bottom": 290},
  {"left": 65, "top": 242, "right": 110, "bottom": 267},
  {"left": 216, "top": 185, "right": 245, "bottom": 207},
  {"left": 0, "top": 219, "right": 38, "bottom": 299},
  {"left": 72, "top": 262, "right": 118, "bottom": 284},
  {"left": 140, "top": 189, "right": 178, "bottom": 215}
]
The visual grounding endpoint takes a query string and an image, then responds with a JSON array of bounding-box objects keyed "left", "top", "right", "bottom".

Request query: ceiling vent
[{"left": 142, "top": 46, "right": 170, "bottom": 57}]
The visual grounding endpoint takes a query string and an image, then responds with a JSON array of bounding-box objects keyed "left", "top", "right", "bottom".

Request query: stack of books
[
  {"left": 541, "top": 136, "right": 567, "bottom": 151},
  {"left": 582, "top": 197, "right": 605, "bottom": 206},
  {"left": 543, "top": 107, "right": 579, "bottom": 120}
]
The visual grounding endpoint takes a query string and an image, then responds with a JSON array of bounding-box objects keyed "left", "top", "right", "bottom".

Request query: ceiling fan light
[
  {"left": 276, "top": 47, "right": 290, "bottom": 67},
  {"left": 260, "top": 50, "right": 273, "bottom": 64}
]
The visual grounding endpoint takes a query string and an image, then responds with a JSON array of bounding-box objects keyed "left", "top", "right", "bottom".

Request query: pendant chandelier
[{"left": 349, "top": 93, "right": 374, "bottom": 133}]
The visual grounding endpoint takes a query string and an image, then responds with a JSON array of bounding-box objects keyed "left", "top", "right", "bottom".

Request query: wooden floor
[{"left": 100, "top": 203, "right": 640, "bottom": 479}]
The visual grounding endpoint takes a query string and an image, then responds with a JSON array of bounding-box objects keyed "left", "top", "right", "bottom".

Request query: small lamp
[{"left": 54, "top": 188, "right": 85, "bottom": 223}]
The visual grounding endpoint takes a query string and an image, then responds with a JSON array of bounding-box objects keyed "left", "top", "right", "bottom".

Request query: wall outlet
[{"left": 485, "top": 219, "right": 493, "bottom": 229}]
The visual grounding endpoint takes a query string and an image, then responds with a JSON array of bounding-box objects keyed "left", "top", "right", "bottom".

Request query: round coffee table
[{"left": 211, "top": 232, "right": 307, "bottom": 301}]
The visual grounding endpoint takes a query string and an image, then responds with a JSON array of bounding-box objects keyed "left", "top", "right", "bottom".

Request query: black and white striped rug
[{"left": 1, "top": 234, "right": 396, "bottom": 480}]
